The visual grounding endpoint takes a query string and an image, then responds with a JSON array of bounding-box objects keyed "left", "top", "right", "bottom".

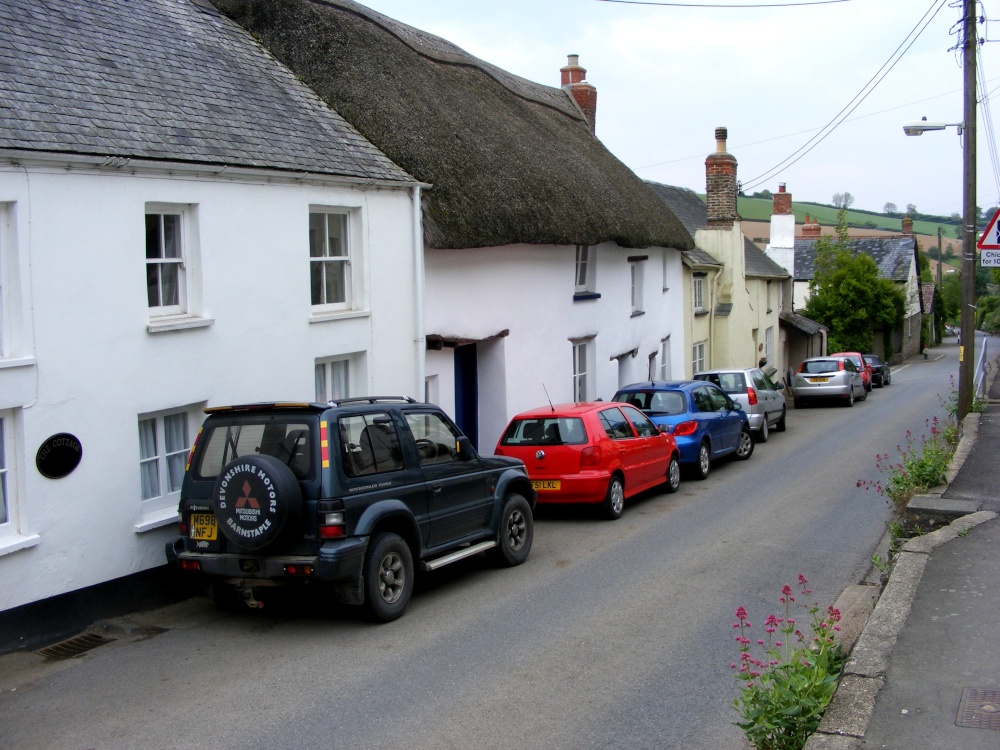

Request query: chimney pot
[
  {"left": 778, "top": 183, "right": 786, "bottom": 193},
  {"left": 773, "top": 183, "right": 792, "bottom": 215},
  {"left": 561, "top": 54, "right": 596, "bottom": 134}
]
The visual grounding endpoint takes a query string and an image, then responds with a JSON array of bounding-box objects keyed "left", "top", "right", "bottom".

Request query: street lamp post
[{"left": 901, "top": 0, "right": 977, "bottom": 421}]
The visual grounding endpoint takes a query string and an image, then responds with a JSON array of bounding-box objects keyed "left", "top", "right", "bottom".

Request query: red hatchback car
[
  {"left": 494, "top": 402, "right": 681, "bottom": 519},
  {"left": 829, "top": 352, "right": 873, "bottom": 392}
]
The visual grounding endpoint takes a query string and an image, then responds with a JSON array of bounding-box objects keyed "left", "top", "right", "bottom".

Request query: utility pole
[
  {"left": 937, "top": 226, "right": 943, "bottom": 290},
  {"left": 958, "top": 0, "right": 977, "bottom": 421}
]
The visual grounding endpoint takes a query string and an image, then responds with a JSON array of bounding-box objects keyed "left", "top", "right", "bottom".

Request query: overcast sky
[{"left": 356, "top": 0, "right": 997, "bottom": 219}]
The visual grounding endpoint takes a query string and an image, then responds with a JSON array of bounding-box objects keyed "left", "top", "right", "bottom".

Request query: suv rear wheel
[
  {"left": 362, "top": 532, "right": 414, "bottom": 623},
  {"left": 488, "top": 493, "right": 533, "bottom": 566}
]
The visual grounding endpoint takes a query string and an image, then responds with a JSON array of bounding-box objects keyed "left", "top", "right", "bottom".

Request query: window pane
[
  {"left": 309, "top": 213, "right": 325, "bottom": 258},
  {"left": 326, "top": 215, "right": 346, "bottom": 258},
  {"left": 164, "top": 414, "right": 188, "bottom": 452},
  {"left": 162, "top": 215, "right": 181, "bottom": 259},
  {"left": 145, "top": 215, "right": 162, "bottom": 259},
  {"left": 146, "top": 265, "right": 161, "bottom": 307},
  {"left": 160, "top": 263, "right": 179, "bottom": 307},
  {"left": 315, "top": 364, "right": 327, "bottom": 402},
  {"left": 310, "top": 262, "right": 324, "bottom": 305},
  {"left": 139, "top": 419, "right": 157, "bottom": 459},
  {"left": 323, "top": 260, "right": 346, "bottom": 304},
  {"left": 330, "top": 360, "right": 349, "bottom": 400}
]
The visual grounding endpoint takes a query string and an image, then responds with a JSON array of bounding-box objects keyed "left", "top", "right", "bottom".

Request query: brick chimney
[
  {"left": 773, "top": 183, "right": 792, "bottom": 215},
  {"left": 902, "top": 215, "right": 913, "bottom": 235},
  {"left": 560, "top": 54, "right": 596, "bottom": 133},
  {"left": 801, "top": 214, "right": 821, "bottom": 238},
  {"left": 705, "top": 127, "right": 738, "bottom": 228}
]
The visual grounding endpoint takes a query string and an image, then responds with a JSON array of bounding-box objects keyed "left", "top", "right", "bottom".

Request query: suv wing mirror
[{"left": 456, "top": 436, "right": 476, "bottom": 461}]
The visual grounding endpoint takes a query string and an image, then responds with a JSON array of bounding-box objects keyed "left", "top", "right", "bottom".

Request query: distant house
[
  {"left": 765, "top": 189, "right": 920, "bottom": 361},
  {"left": 0, "top": 0, "right": 421, "bottom": 613},
  {"left": 922, "top": 282, "right": 938, "bottom": 345},
  {"left": 215, "top": 0, "right": 694, "bottom": 447},
  {"left": 648, "top": 129, "right": 792, "bottom": 379}
]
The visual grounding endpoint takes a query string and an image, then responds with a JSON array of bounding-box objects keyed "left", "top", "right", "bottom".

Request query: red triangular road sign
[{"left": 977, "top": 208, "right": 1000, "bottom": 249}]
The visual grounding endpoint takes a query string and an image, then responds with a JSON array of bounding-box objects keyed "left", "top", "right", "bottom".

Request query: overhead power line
[
  {"left": 596, "top": 0, "right": 849, "bottom": 7},
  {"left": 740, "top": 0, "right": 948, "bottom": 192}
]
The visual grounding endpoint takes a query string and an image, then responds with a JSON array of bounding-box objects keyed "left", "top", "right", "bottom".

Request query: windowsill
[
  {"left": 767, "top": 309, "right": 773, "bottom": 314},
  {"left": 0, "top": 355, "right": 36, "bottom": 370},
  {"left": 630, "top": 310, "right": 645, "bottom": 318},
  {"left": 573, "top": 292, "right": 602, "bottom": 302},
  {"left": 662, "top": 287, "right": 670, "bottom": 293},
  {"left": 135, "top": 507, "right": 180, "bottom": 533},
  {"left": 309, "top": 309, "right": 371, "bottom": 324},
  {"left": 0, "top": 533, "right": 41, "bottom": 558},
  {"left": 694, "top": 310, "right": 709, "bottom": 316},
  {"left": 147, "top": 315, "right": 215, "bottom": 334}
]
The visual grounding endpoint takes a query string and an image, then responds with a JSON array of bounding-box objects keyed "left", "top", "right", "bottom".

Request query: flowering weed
[{"left": 731, "top": 575, "right": 845, "bottom": 750}]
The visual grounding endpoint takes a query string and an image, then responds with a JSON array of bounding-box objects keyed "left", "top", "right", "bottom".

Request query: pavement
[{"left": 804, "top": 347, "right": 1000, "bottom": 749}]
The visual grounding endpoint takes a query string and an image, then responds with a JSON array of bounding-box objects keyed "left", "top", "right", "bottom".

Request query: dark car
[
  {"left": 495, "top": 402, "right": 680, "bottom": 519},
  {"left": 864, "top": 353, "right": 892, "bottom": 387},
  {"left": 829, "top": 351, "right": 873, "bottom": 392},
  {"left": 612, "top": 381, "right": 753, "bottom": 480},
  {"left": 166, "top": 398, "right": 535, "bottom": 622}
]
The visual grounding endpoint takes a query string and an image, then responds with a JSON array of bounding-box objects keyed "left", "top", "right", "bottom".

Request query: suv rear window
[
  {"left": 500, "top": 417, "right": 587, "bottom": 446},
  {"left": 194, "top": 417, "right": 314, "bottom": 480}
]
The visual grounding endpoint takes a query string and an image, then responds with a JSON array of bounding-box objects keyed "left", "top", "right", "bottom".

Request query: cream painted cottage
[{"left": 0, "top": 0, "right": 422, "bottom": 621}]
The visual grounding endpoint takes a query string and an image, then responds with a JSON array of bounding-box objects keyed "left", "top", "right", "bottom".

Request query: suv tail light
[
  {"left": 580, "top": 445, "right": 602, "bottom": 467},
  {"left": 672, "top": 420, "right": 698, "bottom": 437},
  {"left": 746, "top": 386, "right": 758, "bottom": 406},
  {"left": 318, "top": 499, "right": 346, "bottom": 539}
]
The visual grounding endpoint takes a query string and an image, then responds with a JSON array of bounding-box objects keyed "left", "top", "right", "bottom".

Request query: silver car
[
  {"left": 791, "top": 356, "right": 867, "bottom": 408},
  {"left": 693, "top": 367, "right": 787, "bottom": 442}
]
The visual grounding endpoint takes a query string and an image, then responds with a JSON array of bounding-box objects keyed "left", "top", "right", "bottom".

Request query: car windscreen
[
  {"left": 614, "top": 390, "right": 687, "bottom": 415},
  {"left": 194, "top": 417, "right": 315, "bottom": 480},
  {"left": 800, "top": 360, "right": 840, "bottom": 374},
  {"left": 500, "top": 417, "right": 587, "bottom": 446}
]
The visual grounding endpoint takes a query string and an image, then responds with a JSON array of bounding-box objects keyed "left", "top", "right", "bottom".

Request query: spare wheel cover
[{"left": 213, "top": 455, "right": 301, "bottom": 550}]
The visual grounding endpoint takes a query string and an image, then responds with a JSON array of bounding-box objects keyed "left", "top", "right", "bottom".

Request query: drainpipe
[
  {"left": 411, "top": 185, "right": 425, "bottom": 399},
  {"left": 708, "top": 266, "right": 723, "bottom": 368}
]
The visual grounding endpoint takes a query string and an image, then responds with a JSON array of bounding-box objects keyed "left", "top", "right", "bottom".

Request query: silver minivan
[{"left": 693, "top": 368, "right": 787, "bottom": 442}]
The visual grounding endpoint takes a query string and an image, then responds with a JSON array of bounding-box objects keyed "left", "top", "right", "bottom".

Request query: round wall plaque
[{"left": 36, "top": 433, "right": 83, "bottom": 479}]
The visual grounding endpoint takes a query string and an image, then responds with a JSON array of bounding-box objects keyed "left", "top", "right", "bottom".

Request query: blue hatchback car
[{"left": 612, "top": 381, "right": 753, "bottom": 479}]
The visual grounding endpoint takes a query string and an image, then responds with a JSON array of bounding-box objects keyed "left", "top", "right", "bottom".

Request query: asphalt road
[{"left": 0, "top": 347, "right": 961, "bottom": 750}]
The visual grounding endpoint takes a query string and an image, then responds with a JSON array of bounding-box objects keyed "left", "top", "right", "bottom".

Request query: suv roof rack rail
[{"left": 327, "top": 396, "right": 419, "bottom": 406}]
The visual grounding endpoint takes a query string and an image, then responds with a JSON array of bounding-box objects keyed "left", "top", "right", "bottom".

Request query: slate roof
[
  {"left": 793, "top": 237, "right": 917, "bottom": 283},
  {"left": 922, "top": 282, "right": 936, "bottom": 314},
  {"left": 780, "top": 310, "right": 828, "bottom": 336},
  {"left": 212, "top": 0, "right": 694, "bottom": 252},
  {"left": 645, "top": 181, "right": 788, "bottom": 278},
  {"left": 0, "top": 0, "right": 412, "bottom": 183}
]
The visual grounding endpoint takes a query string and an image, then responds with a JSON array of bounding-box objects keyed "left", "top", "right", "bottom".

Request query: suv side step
[{"left": 422, "top": 540, "right": 497, "bottom": 571}]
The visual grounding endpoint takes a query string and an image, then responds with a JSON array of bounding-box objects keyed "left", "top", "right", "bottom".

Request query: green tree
[
  {"left": 803, "top": 210, "right": 906, "bottom": 353},
  {"left": 941, "top": 272, "right": 961, "bottom": 322}
]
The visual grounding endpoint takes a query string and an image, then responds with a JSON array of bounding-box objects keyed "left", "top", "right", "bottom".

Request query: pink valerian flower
[{"left": 735, "top": 606, "right": 748, "bottom": 621}]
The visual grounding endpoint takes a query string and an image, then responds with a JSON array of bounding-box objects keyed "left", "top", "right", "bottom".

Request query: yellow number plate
[
  {"left": 532, "top": 480, "right": 561, "bottom": 491},
  {"left": 808, "top": 377, "right": 829, "bottom": 383},
  {"left": 190, "top": 513, "right": 218, "bottom": 541}
]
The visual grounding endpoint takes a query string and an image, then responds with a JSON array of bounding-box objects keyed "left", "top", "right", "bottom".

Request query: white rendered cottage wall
[
  {"left": 0, "top": 163, "right": 419, "bottom": 611},
  {"left": 424, "top": 242, "right": 686, "bottom": 447}
]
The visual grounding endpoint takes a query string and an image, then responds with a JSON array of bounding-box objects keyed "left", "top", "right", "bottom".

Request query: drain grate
[
  {"left": 36, "top": 632, "right": 116, "bottom": 661},
  {"left": 957, "top": 688, "right": 1000, "bottom": 730}
]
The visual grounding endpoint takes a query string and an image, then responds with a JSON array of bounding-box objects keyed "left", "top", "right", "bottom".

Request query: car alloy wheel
[
  {"left": 695, "top": 442, "right": 711, "bottom": 480},
  {"left": 735, "top": 428, "right": 754, "bottom": 460},
  {"left": 604, "top": 476, "right": 625, "bottom": 519},
  {"left": 488, "top": 493, "right": 533, "bottom": 566},
  {"left": 362, "top": 532, "right": 414, "bottom": 622},
  {"left": 775, "top": 407, "right": 787, "bottom": 432},
  {"left": 665, "top": 454, "right": 681, "bottom": 494},
  {"left": 757, "top": 419, "right": 769, "bottom": 443}
]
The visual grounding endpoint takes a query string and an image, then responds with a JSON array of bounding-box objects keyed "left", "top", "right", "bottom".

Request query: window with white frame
[
  {"left": 316, "top": 357, "right": 351, "bottom": 402},
  {"left": 138, "top": 408, "right": 197, "bottom": 514},
  {"left": 692, "top": 341, "right": 706, "bottom": 375},
  {"left": 693, "top": 277, "right": 705, "bottom": 312},
  {"left": 765, "top": 326, "right": 774, "bottom": 364},
  {"left": 630, "top": 258, "right": 645, "bottom": 315},
  {"left": 145, "top": 209, "right": 186, "bottom": 315},
  {"left": 0, "top": 413, "right": 11, "bottom": 530},
  {"left": 572, "top": 339, "right": 591, "bottom": 401},
  {"left": 574, "top": 245, "right": 595, "bottom": 295},
  {"left": 310, "top": 211, "right": 351, "bottom": 309},
  {"left": 662, "top": 248, "right": 670, "bottom": 292},
  {"left": 766, "top": 280, "right": 773, "bottom": 312},
  {"left": 660, "top": 337, "right": 672, "bottom": 380}
]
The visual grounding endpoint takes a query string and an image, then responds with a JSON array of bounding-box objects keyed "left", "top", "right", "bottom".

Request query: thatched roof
[
  {"left": 212, "top": 0, "right": 693, "bottom": 251},
  {"left": 0, "top": 0, "right": 411, "bottom": 183}
]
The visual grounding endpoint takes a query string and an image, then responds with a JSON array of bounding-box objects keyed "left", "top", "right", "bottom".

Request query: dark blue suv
[{"left": 166, "top": 397, "right": 535, "bottom": 622}]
